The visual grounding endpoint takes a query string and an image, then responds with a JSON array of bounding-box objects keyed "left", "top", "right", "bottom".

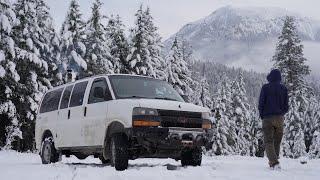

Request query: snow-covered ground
[{"left": 1, "top": 150, "right": 319, "bottom": 180}]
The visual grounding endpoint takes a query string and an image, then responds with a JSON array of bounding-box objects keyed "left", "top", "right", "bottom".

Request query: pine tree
[
  {"left": 106, "top": 15, "right": 129, "bottom": 74},
  {"left": 143, "top": 7, "right": 166, "bottom": 79},
  {"left": 35, "top": 0, "right": 62, "bottom": 86},
  {"left": 12, "top": 0, "right": 51, "bottom": 151},
  {"left": 306, "top": 98, "right": 320, "bottom": 157},
  {"left": 166, "top": 37, "right": 193, "bottom": 97},
  {"left": 60, "top": 0, "right": 87, "bottom": 81},
  {"left": 272, "top": 16, "right": 310, "bottom": 94},
  {"left": 249, "top": 107, "right": 262, "bottom": 156},
  {"left": 197, "top": 65, "right": 213, "bottom": 108},
  {"left": 0, "top": 0, "right": 22, "bottom": 149},
  {"left": 304, "top": 95, "right": 320, "bottom": 153},
  {"left": 230, "top": 73, "right": 252, "bottom": 155},
  {"left": 211, "top": 75, "right": 236, "bottom": 155},
  {"left": 85, "top": 0, "right": 113, "bottom": 76},
  {"left": 180, "top": 38, "right": 194, "bottom": 65},
  {"left": 309, "top": 130, "right": 320, "bottom": 158},
  {"left": 272, "top": 16, "right": 311, "bottom": 158},
  {"left": 126, "top": 5, "right": 166, "bottom": 79}
]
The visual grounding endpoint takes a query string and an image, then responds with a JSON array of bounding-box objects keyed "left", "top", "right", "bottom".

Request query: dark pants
[{"left": 262, "top": 116, "right": 284, "bottom": 163}]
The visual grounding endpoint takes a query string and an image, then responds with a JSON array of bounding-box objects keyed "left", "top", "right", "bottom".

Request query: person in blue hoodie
[{"left": 258, "top": 69, "right": 289, "bottom": 169}]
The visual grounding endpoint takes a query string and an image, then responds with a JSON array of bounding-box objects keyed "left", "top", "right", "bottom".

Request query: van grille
[{"left": 158, "top": 110, "right": 202, "bottom": 128}]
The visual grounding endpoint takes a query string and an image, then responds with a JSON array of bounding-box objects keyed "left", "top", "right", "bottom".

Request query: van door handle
[
  {"left": 68, "top": 110, "right": 70, "bottom": 119},
  {"left": 84, "top": 107, "right": 87, "bottom": 117}
]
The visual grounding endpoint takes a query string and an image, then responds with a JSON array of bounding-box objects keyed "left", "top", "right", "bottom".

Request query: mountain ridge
[{"left": 164, "top": 6, "right": 320, "bottom": 74}]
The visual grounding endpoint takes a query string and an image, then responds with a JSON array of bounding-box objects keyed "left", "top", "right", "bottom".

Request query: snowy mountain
[{"left": 164, "top": 6, "right": 320, "bottom": 74}]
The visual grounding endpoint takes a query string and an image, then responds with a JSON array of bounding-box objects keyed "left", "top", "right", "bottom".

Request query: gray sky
[{"left": 47, "top": 0, "right": 320, "bottom": 39}]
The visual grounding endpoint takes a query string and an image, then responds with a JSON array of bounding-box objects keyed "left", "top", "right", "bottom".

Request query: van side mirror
[
  {"left": 93, "top": 87, "right": 104, "bottom": 99},
  {"left": 181, "top": 95, "right": 189, "bottom": 102}
]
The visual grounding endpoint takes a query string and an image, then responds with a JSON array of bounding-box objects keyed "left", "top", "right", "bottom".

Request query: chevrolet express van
[{"left": 36, "top": 74, "right": 213, "bottom": 170}]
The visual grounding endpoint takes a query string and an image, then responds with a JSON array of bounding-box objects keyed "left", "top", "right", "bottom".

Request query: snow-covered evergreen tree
[
  {"left": 35, "top": 0, "right": 62, "bottom": 86},
  {"left": 309, "top": 130, "right": 320, "bottom": 158},
  {"left": 230, "top": 73, "right": 252, "bottom": 155},
  {"left": 191, "top": 61, "right": 265, "bottom": 107},
  {"left": 12, "top": 0, "right": 51, "bottom": 151},
  {"left": 282, "top": 95, "right": 307, "bottom": 158},
  {"left": 272, "top": 16, "right": 311, "bottom": 158},
  {"left": 60, "top": 0, "right": 87, "bottom": 80},
  {"left": 211, "top": 75, "right": 236, "bottom": 155},
  {"left": 166, "top": 37, "right": 193, "bottom": 97},
  {"left": 180, "top": 38, "right": 194, "bottom": 65},
  {"left": 84, "top": 0, "right": 113, "bottom": 76},
  {"left": 249, "top": 107, "right": 262, "bottom": 156},
  {"left": 197, "top": 65, "right": 213, "bottom": 108},
  {"left": 106, "top": 15, "right": 129, "bottom": 74},
  {"left": 126, "top": 5, "right": 166, "bottom": 79},
  {"left": 0, "top": 0, "right": 22, "bottom": 149},
  {"left": 304, "top": 95, "right": 320, "bottom": 153},
  {"left": 272, "top": 16, "right": 310, "bottom": 94}
]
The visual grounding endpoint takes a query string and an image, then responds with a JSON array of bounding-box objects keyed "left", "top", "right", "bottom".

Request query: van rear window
[
  {"left": 69, "top": 81, "right": 88, "bottom": 107},
  {"left": 40, "top": 88, "right": 64, "bottom": 113}
]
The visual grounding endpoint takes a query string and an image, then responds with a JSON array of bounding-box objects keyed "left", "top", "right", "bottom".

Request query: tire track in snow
[{"left": 70, "top": 166, "right": 77, "bottom": 180}]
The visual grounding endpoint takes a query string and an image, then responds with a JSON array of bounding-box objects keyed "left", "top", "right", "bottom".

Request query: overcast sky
[{"left": 47, "top": 0, "right": 320, "bottom": 39}]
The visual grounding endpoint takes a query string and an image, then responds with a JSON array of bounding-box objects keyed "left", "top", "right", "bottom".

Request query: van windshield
[{"left": 109, "top": 75, "right": 184, "bottom": 102}]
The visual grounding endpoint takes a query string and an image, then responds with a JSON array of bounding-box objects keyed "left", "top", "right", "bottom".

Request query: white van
[{"left": 35, "top": 74, "right": 213, "bottom": 170}]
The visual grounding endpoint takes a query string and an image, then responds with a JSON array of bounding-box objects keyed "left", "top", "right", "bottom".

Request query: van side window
[
  {"left": 60, "top": 85, "right": 73, "bottom": 109},
  {"left": 40, "top": 88, "right": 63, "bottom": 113},
  {"left": 69, "top": 81, "right": 88, "bottom": 107},
  {"left": 88, "top": 78, "right": 112, "bottom": 104}
]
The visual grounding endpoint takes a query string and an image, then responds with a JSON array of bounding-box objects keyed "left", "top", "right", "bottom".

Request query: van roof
[{"left": 47, "top": 74, "right": 155, "bottom": 92}]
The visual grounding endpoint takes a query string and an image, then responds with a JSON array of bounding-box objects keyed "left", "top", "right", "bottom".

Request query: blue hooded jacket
[{"left": 258, "top": 69, "right": 289, "bottom": 119}]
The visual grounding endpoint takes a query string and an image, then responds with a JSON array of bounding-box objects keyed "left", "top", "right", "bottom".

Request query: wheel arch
[
  {"left": 39, "top": 129, "right": 58, "bottom": 153},
  {"left": 103, "top": 121, "right": 128, "bottom": 159},
  {"left": 41, "top": 129, "right": 53, "bottom": 142}
]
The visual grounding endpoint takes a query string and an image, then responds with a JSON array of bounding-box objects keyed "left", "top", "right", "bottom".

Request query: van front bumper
[{"left": 126, "top": 127, "right": 213, "bottom": 148}]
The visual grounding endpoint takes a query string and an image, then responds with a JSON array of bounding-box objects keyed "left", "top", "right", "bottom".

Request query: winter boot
[{"left": 269, "top": 161, "right": 281, "bottom": 170}]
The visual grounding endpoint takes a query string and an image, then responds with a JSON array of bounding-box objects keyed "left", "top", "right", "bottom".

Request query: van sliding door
[
  {"left": 56, "top": 84, "right": 73, "bottom": 147},
  {"left": 61, "top": 81, "right": 88, "bottom": 147}
]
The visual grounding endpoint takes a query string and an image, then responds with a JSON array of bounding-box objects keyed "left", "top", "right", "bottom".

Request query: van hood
[{"left": 137, "top": 99, "right": 209, "bottom": 113}]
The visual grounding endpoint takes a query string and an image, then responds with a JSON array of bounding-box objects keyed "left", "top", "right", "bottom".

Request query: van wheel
[
  {"left": 110, "top": 133, "right": 128, "bottom": 171},
  {"left": 181, "top": 148, "right": 202, "bottom": 166},
  {"left": 40, "top": 138, "right": 60, "bottom": 164}
]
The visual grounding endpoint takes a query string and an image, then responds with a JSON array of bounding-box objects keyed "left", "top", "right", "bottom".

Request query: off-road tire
[
  {"left": 181, "top": 148, "right": 202, "bottom": 166},
  {"left": 40, "top": 138, "right": 60, "bottom": 164},
  {"left": 110, "top": 133, "right": 129, "bottom": 171}
]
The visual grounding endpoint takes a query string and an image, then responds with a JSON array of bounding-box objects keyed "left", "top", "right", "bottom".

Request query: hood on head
[{"left": 267, "top": 69, "right": 282, "bottom": 83}]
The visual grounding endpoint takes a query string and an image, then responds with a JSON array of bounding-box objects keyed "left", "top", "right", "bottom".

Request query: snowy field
[{"left": 1, "top": 151, "right": 320, "bottom": 180}]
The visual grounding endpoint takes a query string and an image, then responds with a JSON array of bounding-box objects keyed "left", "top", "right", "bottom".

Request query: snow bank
[{"left": 0, "top": 151, "right": 319, "bottom": 180}]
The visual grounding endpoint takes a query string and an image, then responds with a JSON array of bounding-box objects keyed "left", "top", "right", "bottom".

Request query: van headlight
[
  {"left": 132, "top": 107, "right": 160, "bottom": 127},
  {"left": 133, "top": 107, "right": 159, "bottom": 116}
]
